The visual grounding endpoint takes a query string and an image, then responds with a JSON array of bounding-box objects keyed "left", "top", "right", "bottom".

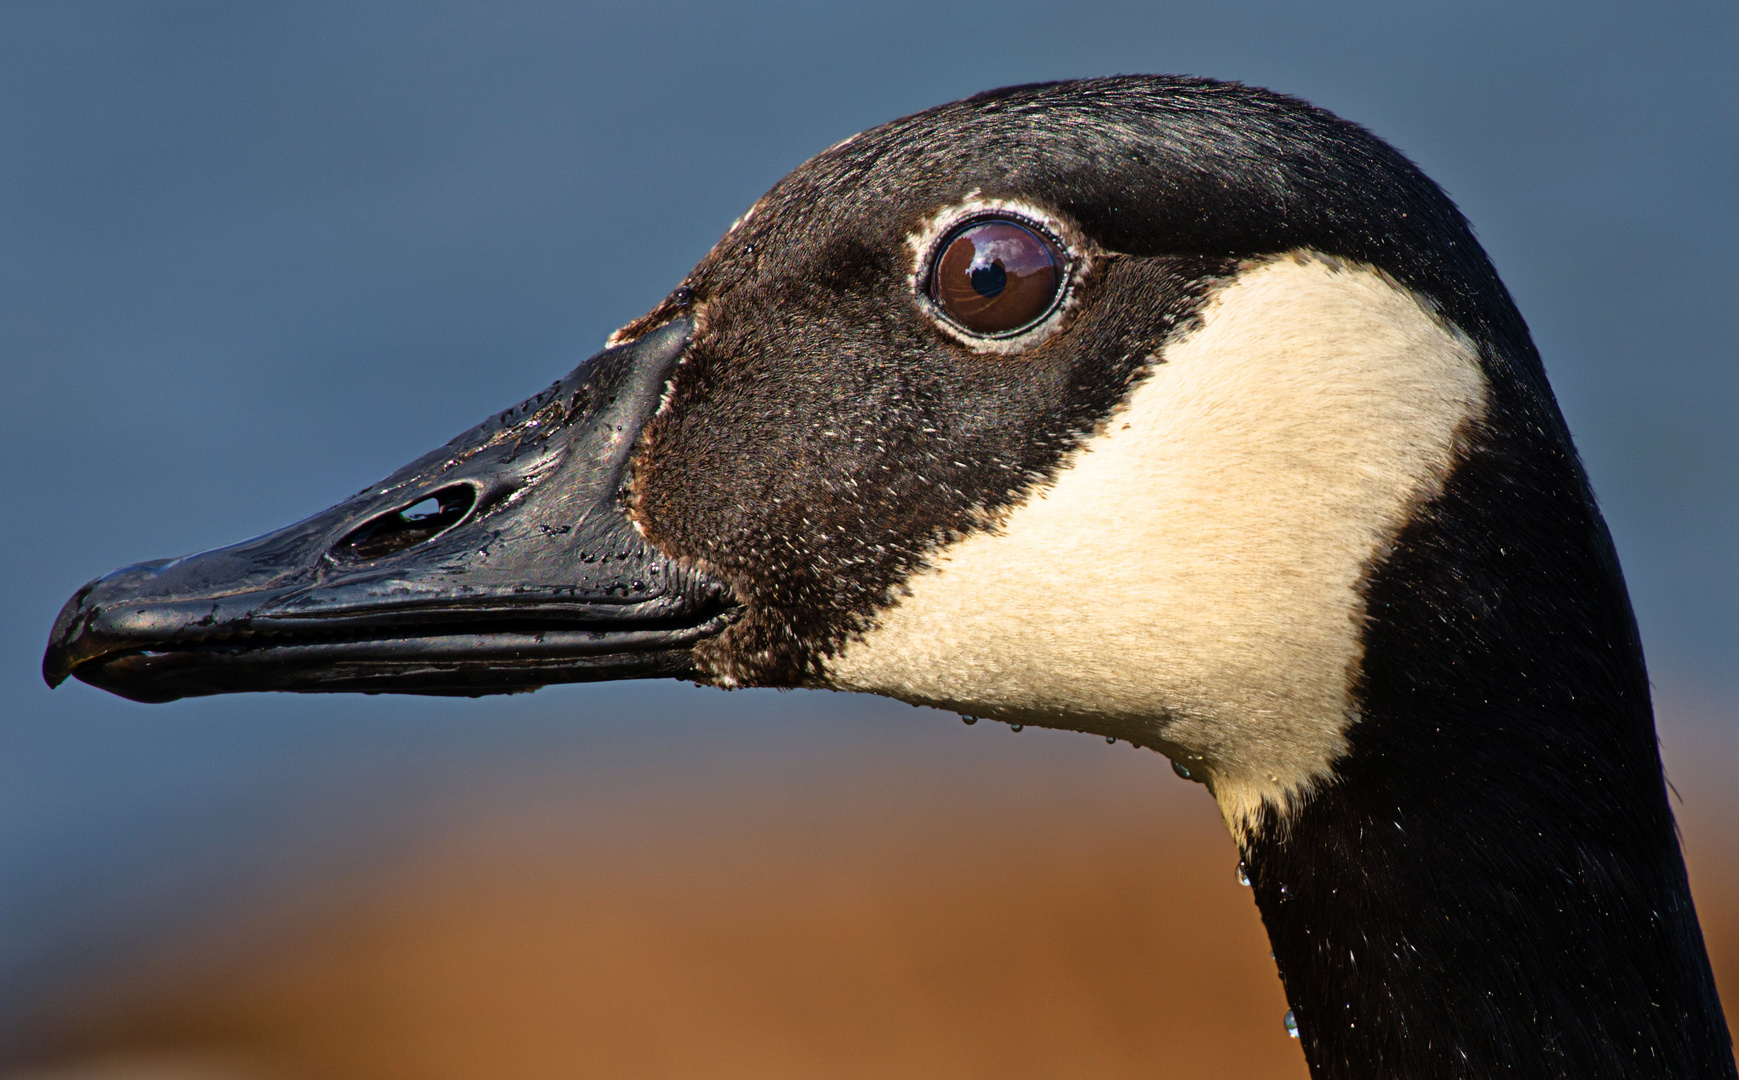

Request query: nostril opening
[{"left": 335, "top": 485, "right": 477, "bottom": 562}]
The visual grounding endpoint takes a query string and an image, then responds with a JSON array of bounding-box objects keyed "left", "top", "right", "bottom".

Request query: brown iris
[{"left": 930, "top": 219, "right": 1064, "bottom": 335}]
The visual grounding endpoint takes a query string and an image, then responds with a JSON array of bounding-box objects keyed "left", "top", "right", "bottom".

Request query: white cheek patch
[{"left": 824, "top": 253, "right": 1489, "bottom": 839}]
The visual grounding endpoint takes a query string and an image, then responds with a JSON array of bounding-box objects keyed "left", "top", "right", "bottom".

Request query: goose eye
[{"left": 930, "top": 219, "right": 1064, "bottom": 336}]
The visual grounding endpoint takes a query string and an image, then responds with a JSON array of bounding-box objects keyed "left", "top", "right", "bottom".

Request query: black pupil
[{"left": 970, "top": 260, "right": 1007, "bottom": 297}]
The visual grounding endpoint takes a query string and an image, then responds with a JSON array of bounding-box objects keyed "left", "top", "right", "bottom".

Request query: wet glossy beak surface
[{"left": 43, "top": 318, "right": 735, "bottom": 703}]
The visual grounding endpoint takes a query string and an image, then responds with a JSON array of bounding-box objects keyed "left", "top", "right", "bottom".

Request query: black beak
[{"left": 42, "top": 317, "right": 735, "bottom": 703}]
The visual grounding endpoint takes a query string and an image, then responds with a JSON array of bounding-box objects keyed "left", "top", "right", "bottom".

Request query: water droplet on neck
[
  {"left": 1009, "top": 723, "right": 1024, "bottom": 733},
  {"left": 1106, "top": 736, "right": 1117, "bottom": 744},
  {"left": 1171, "top": 759, "right": 1193, "bottom": 780},
  {"left": 960, "top": 715, "right": 977, "bottom": 725},
  {"left": 1237, "top": 861, "right": 1251, "bottom": 887},
  {"left": 1284, "top": 1010, "right": 1299, "bottom": 1038}
]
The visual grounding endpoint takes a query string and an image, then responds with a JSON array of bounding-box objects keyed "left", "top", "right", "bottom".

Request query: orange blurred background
[{"left": 8, "top": 691, "right": 1732, "bottom": 1080}]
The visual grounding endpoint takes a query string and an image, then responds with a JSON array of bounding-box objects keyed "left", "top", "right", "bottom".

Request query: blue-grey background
[{"left": 2, "top": 0, "right": 1735, "bottom": 1034}]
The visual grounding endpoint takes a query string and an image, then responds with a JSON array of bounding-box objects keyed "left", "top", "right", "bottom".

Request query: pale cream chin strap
[{"left": 826, "top": 252, "right": 1489, "bottom": 842}]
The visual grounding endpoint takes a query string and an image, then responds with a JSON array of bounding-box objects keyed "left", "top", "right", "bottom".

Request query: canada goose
[{"left": 42, "top": 76, "right": 1735, "bottom": 1078}]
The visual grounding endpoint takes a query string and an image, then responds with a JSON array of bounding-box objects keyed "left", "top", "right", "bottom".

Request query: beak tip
[
  {"left": 42, "top": 654, "right": 71, "bottom": 689},
  {"left": 44, "top": 578, "right": 111, "bottom": 690},
  {"left": 41, "top": 629, "right": 81, "bottom": 687}
]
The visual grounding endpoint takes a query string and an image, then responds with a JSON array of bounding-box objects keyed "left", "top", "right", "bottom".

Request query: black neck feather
[{"left": 1240, "top": 364, "right": 1735, "bottom": 1078}]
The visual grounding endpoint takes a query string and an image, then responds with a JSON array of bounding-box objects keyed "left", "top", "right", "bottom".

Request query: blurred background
[{"left": 1, "top": 3, "right": 1735, "bottom": 1077}]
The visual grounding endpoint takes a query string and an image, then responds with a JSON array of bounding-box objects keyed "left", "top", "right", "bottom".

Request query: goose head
[{"left": 41, "top": 77, "right": 1736, "bottom": 1077}]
